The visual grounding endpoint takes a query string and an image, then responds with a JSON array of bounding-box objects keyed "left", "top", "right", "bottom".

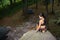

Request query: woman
[{"left": 36, "top": 13, "right": 46, "bottom": 33}]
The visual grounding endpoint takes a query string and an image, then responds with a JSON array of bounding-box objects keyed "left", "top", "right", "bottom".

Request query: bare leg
[{"left": 41, "top": 26, "right": 46, "bottom": 33}]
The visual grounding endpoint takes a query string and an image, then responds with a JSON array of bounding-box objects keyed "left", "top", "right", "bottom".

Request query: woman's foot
[
  {"left": 42, "top": 28, "right": 47, "bottom": 33},
  {"left": 42, "top": 30, "right": 45, "bottom": 33}
]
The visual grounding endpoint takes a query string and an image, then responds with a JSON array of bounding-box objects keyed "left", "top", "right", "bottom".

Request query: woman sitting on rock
[{"left": 36, "top": 13, "right": 46, "bottom": 33}]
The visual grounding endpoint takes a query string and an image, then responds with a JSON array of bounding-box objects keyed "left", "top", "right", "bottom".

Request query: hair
[
  {"left": 39, "top": 13, "right": 46, "bottom": 19},
  {"left": 39, "top": 13, "right": 46, "bottom": 25}
]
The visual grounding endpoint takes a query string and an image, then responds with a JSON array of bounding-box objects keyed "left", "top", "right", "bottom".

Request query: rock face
[{"left": 19, "top": 30, "right": 56, "bottom": 40}]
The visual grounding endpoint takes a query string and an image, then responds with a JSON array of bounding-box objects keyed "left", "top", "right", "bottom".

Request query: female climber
[{"left": 36, "top": 13, "right": 46, "bottom": 33}]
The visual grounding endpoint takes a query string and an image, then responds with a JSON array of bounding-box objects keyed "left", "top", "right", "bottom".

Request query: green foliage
[
  {"left": 0, "top": 0, "right": 2, "bottom": 2},
  {"left": 55, "top": 10, "right": 60, "bottom": 17},
  {"left": 0, "top": 0, "right": 41, "bottom": 19}
]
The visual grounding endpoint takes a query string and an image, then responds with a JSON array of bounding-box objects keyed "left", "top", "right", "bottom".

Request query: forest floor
[{"left": 0, "top": 4, "right": 36, "bottom": 26}]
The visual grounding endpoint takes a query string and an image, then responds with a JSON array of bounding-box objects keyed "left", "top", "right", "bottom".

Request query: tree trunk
[
  {"left": 46, "top": 5, "right": 48, "bottom": 27},
  {"left": 1, "top": 1, "right": 3, "bottom": 7},
  {"left": 46, "top": 2, "right": 48, "bottom": 14},
  {"left": 58, "top": 0, "right": 60, "bottom": 6},
  {"left": 52, "top": 0, "right": 54, "bottom": 14},
  {"left": 14, "top": 0, "right": 16, "bottom": 3},
  {"left": 9, "top": 0, "right": 13, "bottom": 5},
  {"left": 22, "top": 0, "right": 28, "bottom": 14},
  {"left": 35, "top": 0, "right": 38, "bottom": 9},
  {"left": 45, "top": 0, "right": 49, "bottom": 29}
]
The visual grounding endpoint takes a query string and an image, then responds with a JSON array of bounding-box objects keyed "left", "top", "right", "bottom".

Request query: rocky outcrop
[{"left": 19, "top": 30, "right": 56, "bottom": 40}]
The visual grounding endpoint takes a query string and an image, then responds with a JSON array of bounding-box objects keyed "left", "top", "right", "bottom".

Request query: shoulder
[{"left": 39, "top": 20, "right": 42, "bottom": 22}]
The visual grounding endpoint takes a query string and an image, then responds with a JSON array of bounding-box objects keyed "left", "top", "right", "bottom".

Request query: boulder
[
  {"left": 0, "top": 27, "right": 10, "bottom": 40},
  {"left": 19, "top": 30, "right": 56, "bottom": 40}
]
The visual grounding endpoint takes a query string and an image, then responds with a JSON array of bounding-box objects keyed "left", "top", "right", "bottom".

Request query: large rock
[
  {"left": 0, "top": 27, "right": 10, "bottom": 40},
  {"left": 19, "top": 30, "right": 56, "bottom": 40}
]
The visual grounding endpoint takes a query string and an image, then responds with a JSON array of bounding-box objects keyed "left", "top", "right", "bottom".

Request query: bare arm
[{"left": 36, "top": 20, "right": 41, "bottom": 31}]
